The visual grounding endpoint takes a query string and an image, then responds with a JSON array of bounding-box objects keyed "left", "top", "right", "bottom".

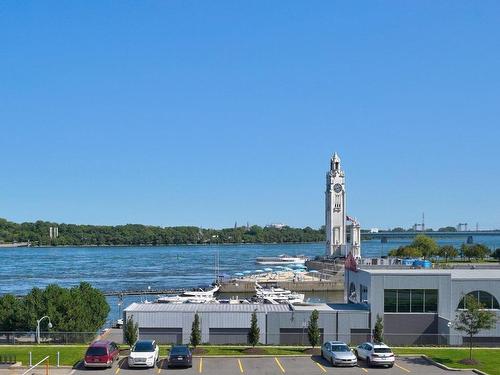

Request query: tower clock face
[{"left": 333, "top": 183, "right": 342, "bottom": 193}]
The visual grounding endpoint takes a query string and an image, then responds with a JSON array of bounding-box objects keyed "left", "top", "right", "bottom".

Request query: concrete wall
[
  {"left": 266, "top": 309, "right": 369, "bottom": 345},
  {"left": 384, "top": 313, "right": 438, "bottom": 345},
  {"left": 125, "top": 310, "right": 267, "bottom": 345}
]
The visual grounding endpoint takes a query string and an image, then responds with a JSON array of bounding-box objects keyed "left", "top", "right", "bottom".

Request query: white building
[{"left": 325, "top": 153, "right": 361, "bottom": 259}]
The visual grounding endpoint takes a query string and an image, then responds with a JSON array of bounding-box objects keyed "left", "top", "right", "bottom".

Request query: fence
[
  {"left": 0, "top": 331, "right": 98, "bottom": 345},
  {"left": 2, "top": 331, "right": 499, "bottom": 347},
  {"left": 141, "top": 331, "right": 500, "bottom": 347}
]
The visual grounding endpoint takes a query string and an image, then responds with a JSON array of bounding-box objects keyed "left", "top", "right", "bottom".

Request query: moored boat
[{"left": 255, "top": 254, "right": 308, "bottom": 265}]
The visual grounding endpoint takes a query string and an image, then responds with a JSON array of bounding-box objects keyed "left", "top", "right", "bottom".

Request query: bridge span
[{"left": 362, "top": 230, "right": 500, "bottom": 242}]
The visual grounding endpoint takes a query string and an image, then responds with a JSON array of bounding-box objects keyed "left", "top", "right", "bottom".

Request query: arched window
[{"left": 458, "top": 291, "right": 500, "bottom": 310}]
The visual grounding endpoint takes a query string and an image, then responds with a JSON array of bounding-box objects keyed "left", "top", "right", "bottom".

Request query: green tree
[
  {"left": 411, "top": 235, "right": 439, "bottom": 259},
  {"left": 472, "top": 244, "right": 490, "bottom": 260},
  {"left": 124, "top": 316, "right": 139, "bottom": 347},
  {"left": 373, "top": 315, "right": 384, "bottom": 343},
  {"left": 453, "top": 295, "right": 497, "bottom": 361},
  {"left": 307, "top": 310, "right": 321, "bottom": 348},
  {"left": 438, "top": 226, "right": 457, "bottom": 232},
  {"left": 248, "top": 311, "right": 260, "bottom": 347},
  {"left": 0, "top": 294, "right": 23, "bottom": 342},
  {"left": 388, "top": 246, "right": 422, "bottom": 258},
  {"left": 462, "top": 244, "right": 491, "bottom": 261},
  {"left": 492, "top": 248, "right": 500, "bottom": 261},
  {"left": 190, "top": 313, "right": 201, "bottom": 348},
  {"left": 439, "top": 245, "right": 458, "bottom": 263}
]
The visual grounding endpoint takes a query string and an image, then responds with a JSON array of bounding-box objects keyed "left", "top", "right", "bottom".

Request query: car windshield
[
  {"left": 133, "top": 342, "right": 155, "bottom": 352},
  {"left": 374, "top": 348, "right": 392, "bottom": 353},
  {"left": 170, "top": 347, "right": 189, "bottom": 355},
  {"left": 86, "top": 347, "right": 107, "bottom": 356},
  {"left": 331, "top": 345, "right": 350, "bottom": 352}
]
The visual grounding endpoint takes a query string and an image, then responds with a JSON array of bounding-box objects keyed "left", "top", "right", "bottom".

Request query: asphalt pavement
[{"left": 2, "top": 356, "right": 477, "bottom": 375}]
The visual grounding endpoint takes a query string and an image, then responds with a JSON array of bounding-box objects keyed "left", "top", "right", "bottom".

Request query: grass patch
[
  {"left": 394, "top": 348, "right": 500, "bottom": 375},
  {"left": 0, "top": 345, "right": 87, "bottom": 367}
]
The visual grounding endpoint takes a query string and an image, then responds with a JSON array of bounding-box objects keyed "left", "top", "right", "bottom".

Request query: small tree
[
  {"left": 453, "top": 295, "right": 497, "bottom": 361},
  {"left": 411, "top": 234, "right": 439, "bottom": 259},
  {"left": 307, "top": 310, "right": 320, "bottom": 348},
  {"left": 190, "top": 313, "right": 201, "bottom": 348},
  {"left": 439, "top": 245, "right": 458, "bottom": 263},
  {"left": 124, "top": 315, "right": 139, "bottom": 347},
  {"left": 373, "top": 314, "right": 384, "bottom": 343},
  {"left": 248, "top": 311, "right": 260, "bottom": 347},
  {"left": 492, "top": 248, "right": 500, "bottom": 261}
]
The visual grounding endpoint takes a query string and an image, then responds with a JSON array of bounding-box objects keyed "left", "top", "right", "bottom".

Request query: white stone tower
[
  {"left": 325, "top": 153, "right": 347, "bottom": 257},
  {"left": 325, "top": 153, "right": 362, "bottom": 259}
]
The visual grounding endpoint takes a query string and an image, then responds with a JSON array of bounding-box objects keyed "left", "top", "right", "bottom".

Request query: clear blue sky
[{"left": 1, "top": 1, "right": 499, "bottom": 230}]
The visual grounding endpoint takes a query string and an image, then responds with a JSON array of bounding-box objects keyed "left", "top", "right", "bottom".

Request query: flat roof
[
  {"left": 290, "top": 303, "right": 334, "bottom": 312},
  {"left": 124, "top": 302, "right": 291, "bottom": 313},
  {"left": 357, "top": 268, "right": 500, "bottom": 280},
  {"left": 328, "top": 303, "right": 370, "bottom": 311}
]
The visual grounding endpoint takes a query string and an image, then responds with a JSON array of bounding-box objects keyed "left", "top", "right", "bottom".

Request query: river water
[{"left": 2, "top": 235, "right": 499, "bottom": 325}]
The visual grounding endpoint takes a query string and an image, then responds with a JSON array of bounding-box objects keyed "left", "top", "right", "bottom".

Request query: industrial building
[
  {"left": 123, "top": 302, "right": 369, "bottom": 345},
  {"left": 345, "top": 266, "right": 500, "bottom": 346},
  {"left": 124, "top": 265, "right": 500, "bottom": 346}
]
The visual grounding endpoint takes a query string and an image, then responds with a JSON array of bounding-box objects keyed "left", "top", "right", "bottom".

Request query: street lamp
[{"left": 36, "top": 316, "right": 52, "bottom": 344}]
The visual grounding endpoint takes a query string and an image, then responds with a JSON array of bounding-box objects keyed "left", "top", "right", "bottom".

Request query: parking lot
[{"left": 60, "top": 355, "right": 476, "bottom": 375}]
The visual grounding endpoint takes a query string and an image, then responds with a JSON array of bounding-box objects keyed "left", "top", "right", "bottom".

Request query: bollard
[
  {"left": 29, "top": 351, "right": 32, "bottom": 367},
  {"left": 57, "top": 352, "right": 60, "bottom": 368}
]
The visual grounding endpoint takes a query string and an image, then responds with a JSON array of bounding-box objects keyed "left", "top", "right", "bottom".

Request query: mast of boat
[{"left": 214, "top": 247, "right": 220, "bottom": 286}]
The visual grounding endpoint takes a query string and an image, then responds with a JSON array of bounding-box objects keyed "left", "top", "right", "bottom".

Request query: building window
[
  {"left": 424, "top": 289, "right": 438, "bottom": 313},
  {"left": 398, "top": 289, "right": 411, "bottom": 312},
  {"left": 384, "top": 289, "right": 438, "bottom": 313},
  {"left": 360, "top": 284, "right": 368, "bottom": 303},
  {"left": 384, "top": 289, "right": 397, "bottom": 312},
  {"left": 411, "top": 289, "right": 424, "bottom": 312},
  {"left": 458, "top": 291, "right": 500, "bottom": 310}
]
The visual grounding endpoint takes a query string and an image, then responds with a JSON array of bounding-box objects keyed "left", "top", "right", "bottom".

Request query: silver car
[{"left": 321, "top": 341, "right": 357, "bottom": 367}]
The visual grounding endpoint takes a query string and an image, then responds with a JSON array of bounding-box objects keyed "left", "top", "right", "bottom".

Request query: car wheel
[
  {"left": 367, "top": 357, "right": 372, "bottom": 367},
  {"left": 388, "top": 363, "right": 394, "bottom": 368},
  {"left": 321, "top": 350, "right": 324, "bottom": 358},
  {"left": 331, "top": 357, "right": 335, "bottom": 367}
]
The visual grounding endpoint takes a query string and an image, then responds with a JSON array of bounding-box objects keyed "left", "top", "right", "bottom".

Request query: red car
[{"left": 84, "top": 340, "right": 120, "bottom": 368}]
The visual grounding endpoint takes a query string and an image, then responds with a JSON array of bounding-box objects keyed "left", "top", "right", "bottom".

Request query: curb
[
  {"left": 421, "top": 355, "right": 489, "bottom": 375},
  {"left": 191, "top": 354, "right": 314, "bottom": 358}
]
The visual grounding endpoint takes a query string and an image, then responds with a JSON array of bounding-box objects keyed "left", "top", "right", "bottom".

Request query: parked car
[
  {"left": 84, "top": 340, "right": 120, "bottom": 368},
  {"left": 321, "top": 341, "right": 357, "bottom": 367},
  {"left": 128, "top": 340, "right": 159, "bottom": 368},
  {"left": 167, "top": 345, "right": 193, "bottom": 368},
  {"left": 355, "top": 342, "right": 395, "bottom": 368}
]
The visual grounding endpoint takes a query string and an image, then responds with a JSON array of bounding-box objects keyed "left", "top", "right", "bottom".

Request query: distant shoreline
[{"left": 0, "top": 241, "right": 326, "bottom": 248}]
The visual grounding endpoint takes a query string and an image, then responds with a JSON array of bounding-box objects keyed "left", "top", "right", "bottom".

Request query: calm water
[{"left": 2, "top": 236, "right": 499, "bottom": 325}]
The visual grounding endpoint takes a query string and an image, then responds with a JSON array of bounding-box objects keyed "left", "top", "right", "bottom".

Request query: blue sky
[{"left": 1, "top": 1, "right": 499, "bottom": 229}]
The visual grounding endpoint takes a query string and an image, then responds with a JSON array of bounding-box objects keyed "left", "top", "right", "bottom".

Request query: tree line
[
  {"left": 0, "top": 218, "right": 324, "bottom": 246},
  {"left": 0, "top": 282, "right": 109, "bottom": 334},
  {"left": 388, "top": 234, "right": 500, "bottom": 261}
]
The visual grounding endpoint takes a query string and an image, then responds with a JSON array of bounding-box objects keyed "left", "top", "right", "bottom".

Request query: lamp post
[{"left": 36, "top": 316, "right": 52, "bottom": 344}]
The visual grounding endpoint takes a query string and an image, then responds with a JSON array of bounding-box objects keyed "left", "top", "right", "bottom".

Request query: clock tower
[{"left": 325, "top": 153, "right": 347, "bottom": 257}]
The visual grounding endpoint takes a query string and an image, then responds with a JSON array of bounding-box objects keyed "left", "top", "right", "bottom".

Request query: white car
[
  {"left": 355, "top": 342, "right": 395, "bottom": 368},
  {"left": 321, "top": 341, "right": 357, "bottom": 367},
  {"left": 128, "top": 340, "right": 159, "bottom": 368}
]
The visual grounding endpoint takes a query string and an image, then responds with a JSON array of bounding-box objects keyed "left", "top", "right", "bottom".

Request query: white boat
[
  {"left": 157, "top": 285, "right": 219, "bottom": 304},
  {"left": 255, "top": 254, "right": 308, "bottom": 265},
  {"left": 254, "top": 283, "right": 305, "bottom": 304}
]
